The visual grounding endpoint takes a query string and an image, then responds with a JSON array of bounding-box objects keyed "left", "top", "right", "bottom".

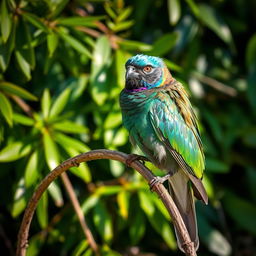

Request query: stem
[
  {"left": 60, "top": 173, "right": 99, "bottom": 254},
  {"left": 16, "top": 149, "right": 196, "bottom": 256}
]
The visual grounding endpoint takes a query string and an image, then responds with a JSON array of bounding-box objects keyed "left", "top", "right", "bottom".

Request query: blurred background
[{"left": 0, "top": 0, "right": 256, "bottom": 255}]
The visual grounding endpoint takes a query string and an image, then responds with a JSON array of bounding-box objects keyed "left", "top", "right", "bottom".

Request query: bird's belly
[{"left": 129, "top": 114, "right": 178, "bottom": 173}]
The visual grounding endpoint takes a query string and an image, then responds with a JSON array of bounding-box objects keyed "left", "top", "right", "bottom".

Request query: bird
[{"left": 119, "top": 54, "right": 208, "bottom": 252}]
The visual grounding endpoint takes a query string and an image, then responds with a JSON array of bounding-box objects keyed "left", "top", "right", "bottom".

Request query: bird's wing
[{"left": 149, "top": 91, "right": 205, "bottom": 179}]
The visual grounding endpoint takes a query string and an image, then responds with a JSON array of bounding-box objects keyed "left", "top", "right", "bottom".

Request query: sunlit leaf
[
  {"left": 53, "top": 120, "right": 88, "bottom": 134},
  {"left": 48, "top": 181, "right": 63, "bottom": 207},
  {"left": 47, "top": 33, "right": 59, "bottom": 57},
  {"left": 104, "top": 112, "right": 122, "bottom": 129},
  {"left": 0, "top": 21, "right": 15, "bottom": 72},
  {"left": 43, "top": 131, "right": 60, "bottom": 170},
  {"left": 22, "top": 12, "right": 49, "bottom": 32},
  {"left": 119, "top": 39, "right": 152, "bottom": 51},
  {"left": 25, "top": 150, "right": 39, "bottom": 187},
  {"left": 138, "top": 190, "right": 155, "bottom": 216},
  {"left": 148, "top": 32, "right": 179, "bottom": 56},
  {"left": 90, "top": 36, "right": 111, "bottom": 105},
  {"left": 0, "top": 141, "right": 31, "bottom": 162},
  {"left": 82, "top": 194, "right": 100, "bottom": 215},
  {"left": 49, "top": 88, "right": 71, "bottom": 118},
  {"left": 0, "top": 92, "right": 13, "bottom": 126},
  {"left": 58, "top": 30, "right": 92, "bottom": 58},
  {"left": 41, "top": 88, "right": 51, "bottom": 119},
  {"left": 11, "top": 178, "right": 27, "bottom": 217},
  {"left": 198, "top": 4, "right": 233, "bottom": 44},
  {"left": 0, "top": 81, "right": 37, "bottom": 101},
  {"left": 168, "top": 0, "right": 181, "bottom": 25},
  {"left": 36, "top": 191, "right": 48, "bottom": 228},
  {"left": 117, "top": 190, "right": 130, "bottom": 219},
  {"left": 13, "top": 113, "right": 34, "bottom": 126},
  {"left": 93, "top": 200, "right": 113, "bottom": 243},
  {"left": 57, "top": 16, "right": 105, "bottom": 27},
  {"left": 0, "top": 0, "right": 12, "bottom": 42},
  {"left": 71, "top": 240, "right": 89, "bottom": 256}
]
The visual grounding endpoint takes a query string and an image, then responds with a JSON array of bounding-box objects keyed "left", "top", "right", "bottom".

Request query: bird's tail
[{"left": 168, "top": 170, "right": 199, "bottom": 252}]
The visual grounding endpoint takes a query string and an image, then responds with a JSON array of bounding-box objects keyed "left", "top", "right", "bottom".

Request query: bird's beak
[{"left": 126, "top": 66, "right": 139, "bottom": 80}]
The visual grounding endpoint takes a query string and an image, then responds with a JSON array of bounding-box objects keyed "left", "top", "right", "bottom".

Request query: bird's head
[{"left": 125, "top": 54, "right": 171, "bottom": 91}]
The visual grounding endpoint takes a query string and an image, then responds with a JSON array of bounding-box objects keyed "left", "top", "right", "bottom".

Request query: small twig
[
  {"left": 10, "top": 95, "right": 33, "bottom": 117},
  {"left": 16, "top": 149, "right": 196, "bottom": 256},
  {"left": 60, "top": 172, "right": 99, "bottom": 254},
  {"left": 193, "top": 72, "right": 237, "bottom": 97}
]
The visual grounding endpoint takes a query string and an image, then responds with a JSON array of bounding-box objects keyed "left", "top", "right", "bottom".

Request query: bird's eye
[{"left": 143, "top": 66, "right": 152, "bottom": 73}]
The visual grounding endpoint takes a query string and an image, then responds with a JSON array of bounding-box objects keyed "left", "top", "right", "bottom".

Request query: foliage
[{"left": 0, "top": 0, "right": 256, "bottom": 255}]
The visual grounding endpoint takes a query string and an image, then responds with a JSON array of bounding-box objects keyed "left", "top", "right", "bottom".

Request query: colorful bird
[{"left": 119, "top": 54, "right": 208, "bottom": 251}]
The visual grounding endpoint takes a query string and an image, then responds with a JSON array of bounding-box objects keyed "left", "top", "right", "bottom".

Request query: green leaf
[
  {"left": 72, "top": 240, "right": 89, "bottom": 256},
  {"left": 49, "top": 88, "right": 71, "bottom": 118},
  {"left": 117, "top": 190, "right": 130, "bottom": 219},
  {"left": 82, "top": 195, "right": 100, "bottom": 215},
  {"left": 48, "top": 181, "right": 63, "bottom": 207},
  {"left": 52, "top": 120, "right": 88, "bottom": 134},
  {"left": 110, "top": 20, "right": 134, "bottom": 32},
  {"left": 57, "top": 16, "right": 105, "bottom": 27},
  {"left": 104, "top": 112, "right": 122, "bottom": 129},
  {"left": 43, "top": 131, "right": 60, "bottom": 170},
  {"left": 22, "top": 12, "right": 49, "bottom": 32},
  {"left": 0, "top": 92, "right": 13, "bottom": 126},
  {"left": 0, "top": 21, "right": 16, "bottom": 72},
  {"left": 36, "top": 191, "right": 48, "bottom": 228},
  {"left": 247, "top": 63, "right": 256, "bottom": 112},
  {"left": 223, "top": 191, "right": 256, "bottom": 236},
  {"left": 25, "top": 150, "right": 40, "bottom": 187},
  {"left": 0, "top": 81, "right": 38, "bottom": 101},
  {"left": 138, "top": 191, "right": 155, "bottom": 216},
  {"left": 246, "top": 34, "right": 256, "bottom": 67},
  {"left": 197, "top": 209, "right": 231, "bottom": 256},
  {"left": 0, "top": 0, "right": 12, "bottom": 42},
  {"left": 93, "top": 200, "right": 113, "bottom": 243},
  {"left": 0, "top": 141, "right": 31, "bottom": 162},
  {"left": 90, "top": 36, "right": 111, "bottom": 105},
  {"left": 58, "top": 30, "right": 92, "bottom": 58},
  {"left": 205, "top": 158, "right": 229, "bottom": 173},
  {"left": 185, "top": 0, "right": 199, "bottom": 17},
  {"left": 148, "top": 208, "right": 176, "bottom": 249},
  {"left": 118, "top": 39, "right": 152, "bottom": 51},
  {"left": 115, "top": 50, "right": 126, "bottom": 87},
  {"left": 11, "top": 178, "right": 27, "bottom": 217},
  {"left": 41, "top": 88, "right": 51, "bottom": 119},
  {"left": 15, "top": 17, "right": 35, "bottom": 79},
  {"left": 47, "top": 33, "right": 59, "bottom": 57},
  {"left": 55, "top": 132, "right": 90, "bottom": 152},
  {"left": 49, "top": 0, "right": 69, "bottom": 19},
  {"left": 167, "top": 0, "right": 181, "bottom": 25},
  {"left": 116, "top": 7, "right": 132, "bottom": 23},
  {"left": 129, "top": 208, "right": 146, "bottom": 244},
  {"left": 15, "top": 51, "right": 31, "bottom": 80},
  {"left": 198, "top": 4, "right": 233, "bottom": 44},
  {"left": 13, "top": 113, "right": 34, "bottom": 126},
  {"left": 148, "top": 32, "right": 179, "bottom": 56}
]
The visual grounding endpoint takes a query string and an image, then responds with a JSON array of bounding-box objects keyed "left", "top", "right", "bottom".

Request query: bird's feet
[
  {"left": 125, "top": 154, "right": 150, "bottom": 167},
  {"left": 149, "top": 172, "right": 172, "bottom": 191}
]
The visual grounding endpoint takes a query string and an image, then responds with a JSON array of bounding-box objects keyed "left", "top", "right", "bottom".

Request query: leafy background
[{"left": 0, "top": 0, "right": 256, "bottom": 255}]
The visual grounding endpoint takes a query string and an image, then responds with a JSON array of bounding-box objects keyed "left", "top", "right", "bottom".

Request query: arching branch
[{"left": 16, "top": 149, "right": 196, "bottom": 256}]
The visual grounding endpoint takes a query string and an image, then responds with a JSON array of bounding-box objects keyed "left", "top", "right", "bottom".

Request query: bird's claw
[
  {"left": 149, "top": 173, "right": 172, "bottom": 191},
  {"left": 125, "top": 154, "right": 150, "bottom": 167}
]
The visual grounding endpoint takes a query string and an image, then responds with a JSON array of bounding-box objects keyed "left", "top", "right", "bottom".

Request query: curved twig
[{"left": 16, "top": 149, "right": 196, "bottom": 256}]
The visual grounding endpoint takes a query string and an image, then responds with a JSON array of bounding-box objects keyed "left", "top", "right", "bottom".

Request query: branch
[
  {"left": 16, "top": 149, "right": 196, "bottom": 256},
  {"left": 193, "top": 72, "right": 237, "bottom": 97}
]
